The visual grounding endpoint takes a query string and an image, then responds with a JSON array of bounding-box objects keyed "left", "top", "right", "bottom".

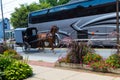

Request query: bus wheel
[
  {"left": 44, "top": 41, "right": 49, "bottom": 47},
  {"left": 54, "top": 36, "right": 59, "bottom": 47}
]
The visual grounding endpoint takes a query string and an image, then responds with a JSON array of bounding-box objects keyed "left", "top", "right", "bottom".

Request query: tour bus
[{"left": 28, "top": 0, "right": 120, "bottom": 47}]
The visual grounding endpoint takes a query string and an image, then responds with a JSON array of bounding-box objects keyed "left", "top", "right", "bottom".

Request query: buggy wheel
[{"left": 22, "top": 42, "right": 30, "bottom": 52}]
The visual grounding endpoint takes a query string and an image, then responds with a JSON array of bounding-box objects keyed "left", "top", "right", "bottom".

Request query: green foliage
[
  {"left": 3, "top": 49, "right": 17, "bottom": 56},
  {"left": 10, "top": 3, "right": 51, "bottom": 28},
  {"left": 39, "top": 0, "right": 46, "bottom": 3},
  {"left": 105, "top": 54, "right": 120, "bottom": 68},
  {"left": 39, "top": 0, "right": 70, "bottom": 6},
  {"left": 0, "top": 71, "right": 4, "bottom": 80},
  {"left": 57, "top": 0, "right": 70, "bottom": 5},
  {"left": 71, "top": 42, "right": 94, "bottom": 63},
  {"left": 0, "top": 44, "right": 11, "bottom": 54},
  {"left": 0, "top": 45, "right": 5, "bottom": 54},
  {"left": 0, "top": 45, "right": 31, "bottom": 79},
  {"left": 0, "top": 55, "right": 15, "bottom": 71},
  {"left": 41, "top": 0, "right": 57, "bottom": 6},
  {"left": 11, "top": 0, "right": 70, "bottom": 28},
  {"left": 11, "top": 54, "right": 23, "bottom": 60},
  {"left": 83, "top": 53, "right": 102, "bottom": 64},
  {"left": 90, "top": 60, "right": 109, "bottom": 72},
  {"left": 3, "top": 49, "right": 23, "bottom": 60},
  {"left": 60, "top": 42, "right": 94, "bottom": 63},
  {"left": 4, "top": 61, "right": 33, "bottom": 80},
  {"left": 58, "top": 57, "right": 67, "bottom": 63},
  {"left": 40, "top": 2, "right": 51, "bottom": 9},
  {"left": 11, "top": 4, "right": 29, "bottom": 28}
]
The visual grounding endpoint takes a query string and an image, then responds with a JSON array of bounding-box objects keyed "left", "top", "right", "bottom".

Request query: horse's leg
[
  {"left": 38, "top": 40, "right": 44, "bottom": 51},
  {"left": 38, "top": 41, "right": 41, "bottom": 51},
  {"left": 49, "top": 40, "right": 56, "bottom": 54},
  {"left": 41, "top": 40, "right": 45, "bottom": 51}
]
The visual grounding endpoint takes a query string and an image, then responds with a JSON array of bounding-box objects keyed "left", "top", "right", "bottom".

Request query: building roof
[{"left": 0, "top": 18, "right": 9, "bottom": 22}]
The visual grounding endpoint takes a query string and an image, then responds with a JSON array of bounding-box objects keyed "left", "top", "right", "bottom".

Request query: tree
[
  {"left": 10, "top": 0, "right": 70, "bottom": 28},
  {"left": 10, "top": 3, "right": 51, "bottom": 29},
  {"left": 10, "top": 4, "right": 29, "bottom": 28},
  {"left": 46, "top": 0, "right": 58, "bottom": 6},
  {"left": 57, "top": 0, "right": 70, "bottom": 5},
  {"left": 39, "top": 0, "right": 70, "bottom": 6},
  {"left": 39, "top": 2, "right": 51, "bottom": 9},
  {"left": 39, "top": 0, "right": 46, "bottom": 3}
]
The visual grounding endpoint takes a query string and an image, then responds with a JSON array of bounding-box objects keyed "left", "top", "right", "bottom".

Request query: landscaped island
[{"left": 56, "top": 41, "right": 120, "bottom": 74}]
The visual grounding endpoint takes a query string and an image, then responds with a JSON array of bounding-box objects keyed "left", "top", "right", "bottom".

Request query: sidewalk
[{"left": 25, "top": 61, "right": 120, "bottom": 80}]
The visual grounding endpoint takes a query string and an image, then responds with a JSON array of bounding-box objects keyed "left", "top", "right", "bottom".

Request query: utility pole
[
  {"left": 0, "top": 0, "right": 6, "bottom": 43},
  {"left": 116, "top": 0, "right": 120, "bottom": 54}
]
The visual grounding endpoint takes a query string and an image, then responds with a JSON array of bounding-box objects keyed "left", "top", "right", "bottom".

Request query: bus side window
[{"left": 89, "top": 5, "right": 92, "bottom": 7}]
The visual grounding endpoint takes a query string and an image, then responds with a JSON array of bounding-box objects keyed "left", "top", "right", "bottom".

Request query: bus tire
[{"left": 54, "top": 35, "right": 59, "bottom": 47}]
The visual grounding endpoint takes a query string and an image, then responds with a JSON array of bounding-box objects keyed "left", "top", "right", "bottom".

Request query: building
[{"left": 0, "top": 18, "right": 10, "bottom": 39}]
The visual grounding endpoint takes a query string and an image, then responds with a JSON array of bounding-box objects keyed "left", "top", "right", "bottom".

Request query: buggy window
[{"left": 32, "top": 30, "right": 37, "bottom": 36}]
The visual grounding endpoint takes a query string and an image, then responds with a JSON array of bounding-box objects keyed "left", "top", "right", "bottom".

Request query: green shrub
[
  {"left": 0, "top": 44, "right": 11, "bottom": 54},
  {"left": 0, "top": 45, "right": 5, "bottom": 54},
  {"left": 11, "top": 54, "right": 23, "bottom": 60},
  {"left": 4, "top": 61, "right": 33, "bottom": 80},
  {"left": 65, "top": 42, "right": 94, "bottom": 63},
  {"left": 90, "top": 60, "right": 109, "bottom": 72},
  {"left": 3, "top": 49, "right": 17, "bottom": 56},
  {"left": 83, "top": 53, "right": 102, "bottom": 64},
  {"left": 0, "top": 71, "right": 4, "bottom": 80},
  {"left": 0, "top": 55, "right": 15, "bottom": 71},
  {"left": 3, "top": 49, "right": 23, "bottom": 60},
  {"left": 58, "top": 57, "right": 67, "bottom": 63},
  {"left": 105, "top": 54, "right": 120, "bottom": 68}
]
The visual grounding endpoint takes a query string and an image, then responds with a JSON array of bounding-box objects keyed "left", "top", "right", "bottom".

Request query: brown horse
[{"left": 37, "top": 25, "right": 59, "bottom": 53}]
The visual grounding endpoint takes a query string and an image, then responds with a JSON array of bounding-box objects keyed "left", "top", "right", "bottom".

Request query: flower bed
[
  {"left": 56, "top": 41, "right": 120, "bottom": 74},
  {"left": 56, "top": 62, "right": 92, "bottom": 70},
  {"left": 55, "top": 62, "right": 120, "bottom": 74}
]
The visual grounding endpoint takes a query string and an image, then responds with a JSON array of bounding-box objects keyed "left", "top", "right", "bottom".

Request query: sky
[{"left": 0, "top": 0, "right": 39, "bottom": 19}]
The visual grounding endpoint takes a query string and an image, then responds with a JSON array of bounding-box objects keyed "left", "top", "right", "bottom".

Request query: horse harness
[{"left": 46, "top": 32, "right": 55, "bottom": 39}]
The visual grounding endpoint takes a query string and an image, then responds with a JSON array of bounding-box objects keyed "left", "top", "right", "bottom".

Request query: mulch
[{"left": 27, "top": 60, "right": 55, "bottom": 67}]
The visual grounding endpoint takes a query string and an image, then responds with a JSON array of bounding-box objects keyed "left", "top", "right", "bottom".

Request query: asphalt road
[
  {"left": 16, "top": 47, "right": 67, "bottom": 62},
  {"left": 16, "top": 47, "right": 117, "bottom": 62}
]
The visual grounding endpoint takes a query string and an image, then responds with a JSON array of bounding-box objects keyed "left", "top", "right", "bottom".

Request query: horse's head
[{"left": 50, "top": 25, "right": 59, "bottom": 34}]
